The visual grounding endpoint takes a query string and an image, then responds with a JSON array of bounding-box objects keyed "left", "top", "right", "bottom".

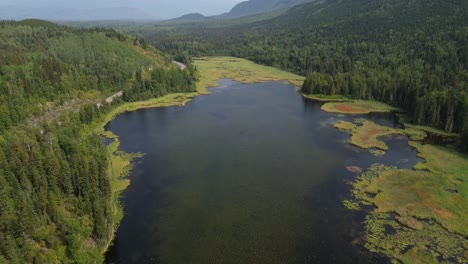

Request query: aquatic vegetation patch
[
  {"left": 322, "top": 100, "right": 398, "bottom": 114},
  {"left": 344, "top": 143, "right": 468, "bottom": 263},
  {"left": 369, "top": 149, "right": 386, "bottom": 157},
  {"left": 335, "top": 117, "right": 468, "bottom": 263},
  {"left": 346, "top": 166, "right": 363, "bottom": 174},
  {"left": 364, "top": 213, "right": 467, "bottom": 264},
  {"left": 334, "top": 120, "right": 403, "bottom": 150},
  {"left": 343, "top": 199, "right": 361, "bottom": 210},
  {"left": 334, "top": 120, "right": 358, "bottom": 131}
]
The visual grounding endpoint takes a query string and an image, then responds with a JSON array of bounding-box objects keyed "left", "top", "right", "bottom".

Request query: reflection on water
[{"left": 105, "top": 80, "right": 421, "bottom": 264}]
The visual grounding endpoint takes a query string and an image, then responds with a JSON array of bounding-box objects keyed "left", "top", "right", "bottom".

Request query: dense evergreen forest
[
  {"left": 127, "top": 0, "right": 468, "bottom": 151},
  {"left": 0, "top": 20, "right": 195, "bottom": 263}
]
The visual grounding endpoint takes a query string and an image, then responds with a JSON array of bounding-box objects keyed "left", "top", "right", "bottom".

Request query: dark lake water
[{"left": 105, "top": 80, "right": 421, "bottom": 264}]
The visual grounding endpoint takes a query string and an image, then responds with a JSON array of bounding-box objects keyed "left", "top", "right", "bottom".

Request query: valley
[{"left": 0, "top": 0, "right": 467, "bottom": 263}]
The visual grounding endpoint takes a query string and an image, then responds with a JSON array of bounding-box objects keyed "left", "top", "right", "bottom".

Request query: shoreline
[
  {"left": 97, "top": 56, "right": 466, "bottom": 263},
  {"left": 95, "top": 92, "right": 200, "bottom": 257},
  {"left": 96, "top": 57, "right": 307, "bottom": 257},
  {"left": 93, "top": 56, "right": 417, "bottom": 256}
]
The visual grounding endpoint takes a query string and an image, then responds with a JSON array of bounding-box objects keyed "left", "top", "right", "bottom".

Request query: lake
[{"left": 105, "top": 80, "right": 421, "bottom": 264}]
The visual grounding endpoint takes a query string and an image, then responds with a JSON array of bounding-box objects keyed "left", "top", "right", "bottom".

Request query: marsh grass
[
  {"left": 334, "top": 120, "right": 403, "bottom": 150},
  {"left": 403, "top": 128, "right": 428, "bottom": 141},
  {"left": 99, "top": 131, "right": 145, "bottom": 254},
  {"left": 334, "top": 115, "right": 468, "bottom": 263},
  {"left": 405, "top": 124, "right": 459, "bottom": 138},
  {"left": 364, "top": 212, "right": 467, "bottom": 264},
  {"left": 322, "top": 100, "right": 399, "bottom": 114},
  {"left": 343, "top": 145, "right": 468, "bottom": 263},
  {"left": 301, "top": 93, "right": 352, "bottom": 102},
  {"left": 194, "top": 57, "right": 305, "bottom": 93}
]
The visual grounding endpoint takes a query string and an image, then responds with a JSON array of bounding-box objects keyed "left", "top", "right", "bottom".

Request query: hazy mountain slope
[
  {"left": 160, "top": 13, "right": 210, "bottom": 24},
  {"left": 225, "top": 0, "right": 313, "bottom": 18},
  {"left": 268, "top": 0, "right": 468, "bottom": 30},
  {"left": 158, "top": 0, "right": 305, "bottom": 25}
]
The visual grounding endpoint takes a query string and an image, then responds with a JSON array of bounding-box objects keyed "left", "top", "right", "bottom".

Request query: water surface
[{"left": 105, "top": 80, "right": 421, "bottom": 264}]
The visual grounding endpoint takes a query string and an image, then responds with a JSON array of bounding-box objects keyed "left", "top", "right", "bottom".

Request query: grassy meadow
[{"left": 194, "top": 57, "right": 305, "bottom": 94}]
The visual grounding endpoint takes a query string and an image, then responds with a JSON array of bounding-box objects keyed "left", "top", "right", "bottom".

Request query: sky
[{"left": 0, "top": 0, "right": 244, "bottom": 19}]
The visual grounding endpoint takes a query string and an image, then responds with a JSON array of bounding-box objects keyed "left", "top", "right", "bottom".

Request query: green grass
[
  {"left": 405, "top": 124, "right": 459, "bottom": 138},
  {"left": 404, "top": 128, "right": 428, "bottom": 141},
  {"left": 194, "top": 56, "right": 305, "bottom": 94},
  {"left": 301, "top": 93, "right": 352, "bottom": 102},
  {"left": 322, "top": 100, "right": 399, "bottom": 114},
  {"left": 398, "top": 114, "right": 459, "bottom": 138}
]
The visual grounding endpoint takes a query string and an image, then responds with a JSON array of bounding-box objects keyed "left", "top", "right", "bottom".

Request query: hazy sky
[{"left": 0, "top": 0, "right": 243, "bottom": 18}]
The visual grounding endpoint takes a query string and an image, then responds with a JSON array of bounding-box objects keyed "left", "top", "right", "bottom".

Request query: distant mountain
[
  {"left": 0, "top": 6, "right": 156, "bottom": 21},
  {"left": 160, "top": 0, "right": 312, "bottom": 24},
  {"left": 162, "top": 13, "right": 209, "bottom": 24},
  {"left": 177, "top": 13, "right": 207, "bottom": 20},
  {"left": 225, "top": 0, "right": 313, "bottom": 18}
]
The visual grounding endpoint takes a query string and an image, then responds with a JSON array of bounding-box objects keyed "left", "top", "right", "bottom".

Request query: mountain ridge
[
  {"left": 226, "top": 0, "right": 313, "bottom": 18},
  {"left": 161, "top": 0, "right": 314, "bottom": 24}
]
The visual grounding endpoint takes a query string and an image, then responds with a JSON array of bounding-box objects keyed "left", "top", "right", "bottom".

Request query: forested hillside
[
  {"left": 135, "top": 0, "right": 468, "bottom": 150},
  {"left": 0, "top": 20, "right": 196, "bottom": 263},
  {"left": 225, "top": 0, "right": 311, "bottom": 18}
]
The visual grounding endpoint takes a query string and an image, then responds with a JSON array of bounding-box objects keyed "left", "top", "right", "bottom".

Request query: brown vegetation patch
[
  {"left": 334, "top": 120, "right": 402, "bottom": 150},
  {"left": 347, "top": 166, "right": 363, "bottom": 173},
  {"left": 396, "top": 216, "right": 423, "bottom": 230},
  {"left": 334, "top": 104, "right": 367, "bottom": 114},
  {"left": 322, "top": 100, "right": 397, "bottom": 114},
  {"left": 365, "top": 129, "right": 381, "bottom": 136},
  {"left": 417, "top": 191, "right": 455, "bottom": 219}
]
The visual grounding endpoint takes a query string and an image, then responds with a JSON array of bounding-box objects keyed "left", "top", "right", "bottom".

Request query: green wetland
[{"left": 105, "top": 80, "right": 423, "bottom": 264}]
